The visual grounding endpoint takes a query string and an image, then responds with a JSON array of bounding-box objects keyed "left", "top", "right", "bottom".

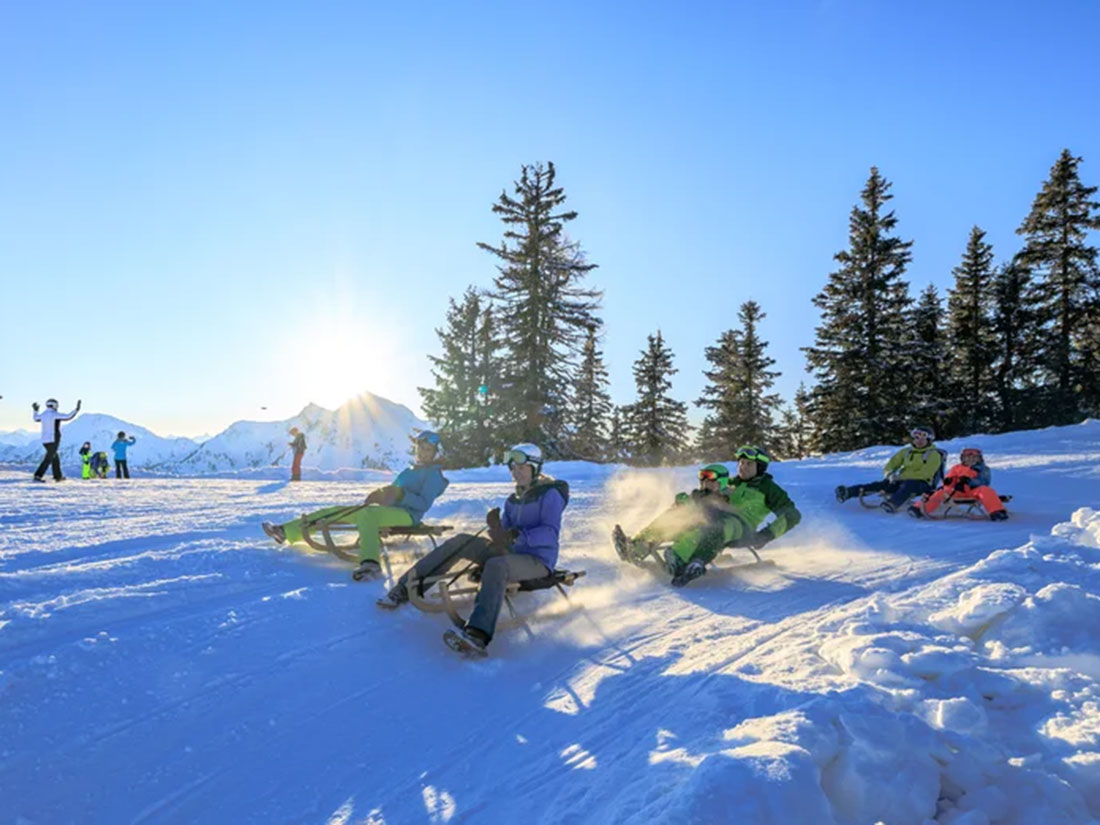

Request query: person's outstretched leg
[
  {"left": 465, "top": 553, "right": 550, "bottom": 642},
  {"left": 887, "top": 480, "right": 931, "bottom": 509},
  {"left": 395, "top": 534, "right": 496, "bottom": 591},
  {"left": 354, "top": 505, "right": 414, "bottom": 563},
  {"left": 920, "top": 487, "right": 950, "bottom": 515},
  {"left": 973, "top": 486, "right": 1006, "bottom": 517},
  {"left": 280, "top": 505, "right": 363, "bottom": 545}
]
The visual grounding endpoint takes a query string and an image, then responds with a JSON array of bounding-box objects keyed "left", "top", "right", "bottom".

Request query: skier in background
[
  {"left": 112, "top": 431, "right": 137, "bottom": 479},
  {"left": 32, "top": 398, "right": 81, "bottom": 482},
  {"left": 288, "top": 427, "right": 307, "bottom": 482}
]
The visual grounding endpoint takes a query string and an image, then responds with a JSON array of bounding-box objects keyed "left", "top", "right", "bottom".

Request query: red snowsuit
[{"left": 920, "top": 464, "right": 1005, "bottom": 517}]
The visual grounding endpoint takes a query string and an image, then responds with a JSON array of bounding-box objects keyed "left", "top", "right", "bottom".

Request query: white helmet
[
  {"left": 45, "top": 398, "right": 59, "bottom": 410},
  {"left": 505, "top": 443, "right": 543, "bottom": 474}
]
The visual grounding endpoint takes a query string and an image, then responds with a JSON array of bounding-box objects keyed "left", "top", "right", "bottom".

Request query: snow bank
[{"left": 684, "top": 508, "right": 1100, "bottom": 824}]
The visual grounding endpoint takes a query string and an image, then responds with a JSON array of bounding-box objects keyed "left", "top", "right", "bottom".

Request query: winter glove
[
  {"left": 746, "top": 528, "right": 773, "bottom": 550},
  {"left": 31, "top": 402, "right": 39, "bottom": 412},
  {"left": 486, "top": 507, "right": 502, "bottom": 530},
  {"left": 367, "top": 486, "right": 399, "bottom": 506},
  {"left": 76, "top": 400, "right": 82, "bottom": 411},
  {"left": 674, "top": 492, "right": 690, "bottom": 505}
]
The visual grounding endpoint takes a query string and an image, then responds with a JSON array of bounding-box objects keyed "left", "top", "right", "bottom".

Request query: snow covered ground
[{"left": 2, "top": 422, "right": 1099, "bottom": 824}]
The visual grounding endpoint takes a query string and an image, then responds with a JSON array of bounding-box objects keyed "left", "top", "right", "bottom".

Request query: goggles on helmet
[
  {"left": 735, "top": 446, "right": 770, "bottom": 464},
  {"left": 910, "top": 428, "right": 934, "bottom": 441},
  {"left": 960, "top": 447, "right": 983, "bottom": 461},
  {"left": 505, "top": 448, "right": 540, "bottom": 468},
  {"left": 45, "top": 399, "right": 59, "bottom": 410}
]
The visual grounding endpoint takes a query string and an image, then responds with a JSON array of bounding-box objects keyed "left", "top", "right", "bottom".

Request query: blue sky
[{"left": 2, "top": 1, "right": 1098, "bottom": 437}]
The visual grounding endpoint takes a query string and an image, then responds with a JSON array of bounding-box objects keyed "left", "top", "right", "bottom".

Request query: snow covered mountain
[
  {"left": 168, "top": 392, "right": 427, "bottom": 474},
  {"left": 0, "top": 428, "right": 35, "bottom": 447},
  {"left": 0, "top": 413, "right": 198, "bottom": 469}
]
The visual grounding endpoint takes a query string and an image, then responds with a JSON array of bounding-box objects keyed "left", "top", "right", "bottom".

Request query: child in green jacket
[{"left": 613, "top": 446, "right": 801, "bottom": 587}]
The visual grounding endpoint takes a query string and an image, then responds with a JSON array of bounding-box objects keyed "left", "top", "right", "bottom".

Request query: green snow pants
[
  {"left": 635, "top": 503, "right": 746, "bottom": 564},
  {"left": 280, "top": 504, "right": 414, "bottom": 563}
]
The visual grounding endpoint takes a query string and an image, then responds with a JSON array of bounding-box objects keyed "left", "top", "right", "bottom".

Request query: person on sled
[
  {"left": 261, "top": 430, "right": 449, "bottom": 577},
  {"left": 834, "top": 426, "right": 945, "bottom": 513},
  {"left": 908, "top": 447, "right": 1008, "bottom": 521},
  {"left": 613, "top": 446, "right": 801, "bottom": 587},
  {"left": 377, "top": 442, "right": 569, "bottom": 657}
]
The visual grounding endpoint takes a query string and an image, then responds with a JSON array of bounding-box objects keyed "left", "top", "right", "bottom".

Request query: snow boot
[
  {"left": 907, "top": 504, "right": 924, "bottom": 519},
  {"left": 352, "top": 559, "right": 382, "bottom": 581},
  {"left": 672, "top": 560, "right": 707, "bottom": 588},
  {"left": 376, "top": 583, "right": 409, "bottom": 610},
  {"left": 880, "top": 501, "right": 898, "bottom": 514},
  {"left": 443, "top": 626, "right": 489, "bottom": 658},
  {"left": 612, "top": 525, "right": 632, "bottom": 562},
  {"left": 663, "top": 547, "right": 685, "bottom": 578},
  {"left": 835, "top": 485, "right": 849, "bottom": 503},
  {"left": 990, "top": 511, "right": 1009, "bottom": 522},
  {"left": 261, "top": 521, "right": 286, "bottom": 544},
  {"left": 32, "top": 476, "right": 46, "bottom": 483}
]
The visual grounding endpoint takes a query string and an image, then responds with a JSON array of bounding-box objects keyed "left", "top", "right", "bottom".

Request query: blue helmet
[{"left": 413, "top": 430, "right": 442, "bottom": 456}]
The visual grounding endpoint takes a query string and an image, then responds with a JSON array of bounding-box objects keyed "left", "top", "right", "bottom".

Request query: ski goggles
[
  {"left": 734, "top": 446, "right": 769, "bottom": 462},
  {"left": 45, "top": 400, "right": 59, "bottom": 410},
  {"left": 415, "top": 431, "right": 442, "bottom": 447},
  {"left": 698, "top": 468, "right": 728, "bottom": 481},
  {"left": 910, "top": 428, "right": 934, "bottom": 440},
  {"left": 505, "top": 448, "right": 538, "bottom": 467}
]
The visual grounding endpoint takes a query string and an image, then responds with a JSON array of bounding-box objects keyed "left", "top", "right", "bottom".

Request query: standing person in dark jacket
[
  {"left": 32, "top": 398, "right": 81, "bottom": 482},
  {"left": 377, "top": 442, "right": 569, "bottom": 657},
  {"left": 112, "top": 431, "right": 137, "bottom": 478},
  {"left": 288, "top": 427, "right": 307, "bottom": 482}
]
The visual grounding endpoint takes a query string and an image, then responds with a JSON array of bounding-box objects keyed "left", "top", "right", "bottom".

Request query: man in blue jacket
[
  {"left": 377, "top": 442, "right": 569, "bottom": 657},
  {"left": 262, "top": 431, "right": 449, "bottom": 577},
  {"left": 112, "top": 431, "right": 137, "bottom": 478}
]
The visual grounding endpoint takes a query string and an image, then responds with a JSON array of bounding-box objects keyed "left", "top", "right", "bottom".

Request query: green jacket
[
  {"left": 884, "top": 445, "right": 945, "bottom": 484},
  {"left": 726, "top": 473, "right": 801, "bottom": 540}
]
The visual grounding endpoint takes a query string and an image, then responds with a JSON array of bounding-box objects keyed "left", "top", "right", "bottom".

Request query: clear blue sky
[{"left": 2, "top": 1, "right": 1098, "bottom": 437}]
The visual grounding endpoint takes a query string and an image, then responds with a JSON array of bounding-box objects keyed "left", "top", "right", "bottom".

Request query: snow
[{"left": 2, "top": 421, "right": 1100, "bottom": 824}]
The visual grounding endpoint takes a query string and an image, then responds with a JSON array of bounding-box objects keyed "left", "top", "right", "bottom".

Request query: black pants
[
  {"left": 35, "top": 442, "right": 62, "bottom": 480},
  {"left": 115, "top": 460, "right": 130, "bottom": 479},
  {"left": 844, "top": 479, "right": 932, "bottom": 507}
]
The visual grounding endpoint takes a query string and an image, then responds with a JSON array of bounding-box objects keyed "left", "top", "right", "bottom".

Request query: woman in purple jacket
[{"left": 378, "top": 443, "right": 569, "bottom": 656}]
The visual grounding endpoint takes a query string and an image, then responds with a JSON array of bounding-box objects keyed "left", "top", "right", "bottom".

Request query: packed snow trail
[{"left": 1, "top": 422, "right": 1099, "bottom": 824}]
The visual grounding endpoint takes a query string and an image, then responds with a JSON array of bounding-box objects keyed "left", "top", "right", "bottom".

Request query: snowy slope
[
  {"left": 2, "top": 422, "right": 1099, "bottom": 824},
  {"left": 0, "top": 413, "right": 198, "bottom": 470},
  {"left": 0, "top": 428, "right": 35, "bottom": 448},
  {"left": 168, "top": 392, "right": 427, "bottom": 474}
]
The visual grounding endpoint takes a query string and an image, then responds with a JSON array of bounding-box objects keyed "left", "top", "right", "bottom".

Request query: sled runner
[
  {"left": 295, "top": 505, "right": 452, "bottom": 563},
  {"left": 924, "top": 493, "right": 1013, "bottom": 521},
  {"left": 857, "top": 489, "right": 923, "bottom": 510},
  {"left": 406, "top": 563, "right": 586, "bottom": 631}
]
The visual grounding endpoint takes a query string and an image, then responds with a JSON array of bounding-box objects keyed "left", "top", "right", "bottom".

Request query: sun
[{"left": 287, "top": 319, "right": 390, "bottom": 410}]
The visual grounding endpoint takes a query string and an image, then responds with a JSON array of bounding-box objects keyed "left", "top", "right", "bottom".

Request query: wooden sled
[
  {"left": 858, "top": 489, "right": 922, "bottom": 511},
  {"left": 297, "top": 507, "right": 452, "bottom": 563},
  {"left": 925, "top": 493, "right": 1013, "bottom": 521},
  {"left": 407, "top": 564, "right": 587, "bottom": 631}
]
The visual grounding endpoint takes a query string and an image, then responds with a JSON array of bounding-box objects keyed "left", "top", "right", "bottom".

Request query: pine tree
[
  {"left": 478, "top": 162, "right": 602, "bottom": 453},
  {"left": 946, "top": 226, "right": 997, "bottom": 434},
  {"left": 775, "top": 382, "right": 815, "bottom": 459},
  {"left": 1016, "top": 149, "right": 1100, "bottom": 422},
  {"left": 418, "top": 288, "right": 501, "bottom": 468},
  {"left": 803, "top": 167, "right": 914, "bottom": 451},
  {"left": 989, "top": 260, "right": 1040, "bottom": 431},
  {"left": 567, "top": 324, "right": 613, "bottom": 460},
  {"left": 697, "top": 300, "right": 782, "bottom": 456},
  {"left": 905, "top": 285, "right": 950, "bottom": 436},
  {"left": 625, "top": 330, "right": 690, "bottom": 466},
  {"left": 608, "top": 405, "right": 630, "bottom": 463}
]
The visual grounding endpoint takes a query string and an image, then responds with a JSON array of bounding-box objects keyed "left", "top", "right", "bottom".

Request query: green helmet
[
  {"left": 735, "top": 445, "right": 772, "bottom": 475},
  {"left": 698, "top": 463, "right": 731, "bottom": 491}
]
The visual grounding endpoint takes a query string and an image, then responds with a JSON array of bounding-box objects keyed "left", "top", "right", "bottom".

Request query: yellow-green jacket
[
  {"left": 883, "top": 445, "right": 945, "bottom": 484},
  {"left": 726, "top": 473, "right": 801, "bottom": 541}
]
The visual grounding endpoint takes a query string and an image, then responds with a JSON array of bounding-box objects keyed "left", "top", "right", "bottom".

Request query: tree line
[{"left": 419, "top": 152, "right": 1100, "bottom": 468}]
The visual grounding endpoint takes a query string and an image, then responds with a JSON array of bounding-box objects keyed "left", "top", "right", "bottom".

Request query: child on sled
[
  {"left": 908, "top": 447, "right": 1008, "bottom": 521},
  {"left": 613, "top": 446, "right": 800, "bottom": 587}
]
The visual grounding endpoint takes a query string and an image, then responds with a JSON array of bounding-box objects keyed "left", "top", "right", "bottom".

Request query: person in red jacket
[{"left": 909, "top": 447, "right": 1008, "bottom": 521}]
